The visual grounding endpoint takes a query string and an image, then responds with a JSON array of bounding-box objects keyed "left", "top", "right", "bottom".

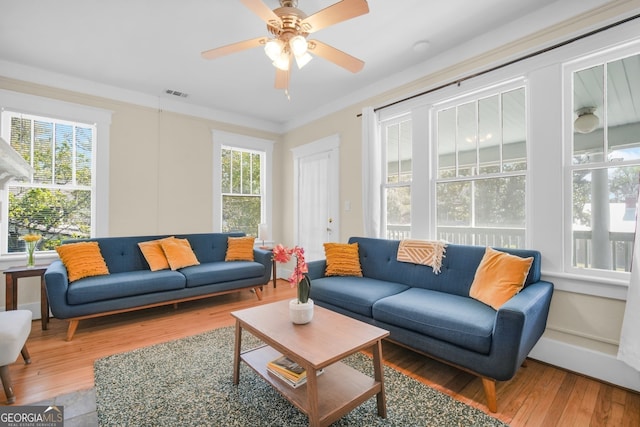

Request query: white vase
[{"left": 289, "top": 298, "right": 314, "bottom": 324}]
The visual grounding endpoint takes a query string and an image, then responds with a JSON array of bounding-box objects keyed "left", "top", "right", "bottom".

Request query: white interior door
[{"left": 293, "top": 135, "right": 339, "bottom": 261}]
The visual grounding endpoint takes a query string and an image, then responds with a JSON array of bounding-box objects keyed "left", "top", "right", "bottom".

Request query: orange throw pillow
[
  {"left": 138, "top": 237, "right": 174, "bottom": 271},
  {"left": 56, "top": 241, "right": 110, "bottom": 282},
  {"left": 469, "top": 247, "right": 534, "bottom": 310},
  {"left": 225, "top": 236, "right": 255, "bottom": 261},
  {"left": 324, "top": 242, "right": 363, "bottom": 277},
  {"left": 160, "top": 238, "right": 200, "bottom": 270}
]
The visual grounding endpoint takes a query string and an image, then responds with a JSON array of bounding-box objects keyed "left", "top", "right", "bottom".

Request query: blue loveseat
[
  {"left": 307, "top": 237, "right": 553, "bottom": 412},
  {"left": 44, "top": 232, "right": 272, "bottom": 340}
]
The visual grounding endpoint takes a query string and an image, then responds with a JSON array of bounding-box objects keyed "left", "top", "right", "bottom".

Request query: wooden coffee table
[{"left": 231, "top": 300, "right": 389, "bottom": 427}]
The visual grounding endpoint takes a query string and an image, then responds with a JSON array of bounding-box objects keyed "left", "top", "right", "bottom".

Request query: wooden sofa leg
[
  {"left": 66, "top": 320, "right": 79, "bottom": 341},
  {"left": 481, "top": 377, "right": 498, "bottom": 412},
  {"left": 0, "top": 365, "right": 15, "bottom": 404},
  {"left": 253, "top": 287, "right": 263, "bottom": 300}
]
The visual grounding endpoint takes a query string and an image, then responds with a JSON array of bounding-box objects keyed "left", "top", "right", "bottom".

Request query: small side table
[
  {"left": 260, "top": 247, "right": 277, "bottom": 288},
  {"left": 4, "top": 264, "right": 50, "bottom": 330}
]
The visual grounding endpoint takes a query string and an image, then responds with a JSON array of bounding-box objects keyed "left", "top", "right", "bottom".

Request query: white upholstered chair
[{"left": 0, "top": 310, "right": 32, "bottom": 404}]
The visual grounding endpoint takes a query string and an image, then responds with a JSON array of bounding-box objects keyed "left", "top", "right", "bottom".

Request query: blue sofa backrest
[
  {"left": 63, "top": 232, "right": 245, "bottom": 274},
  {"left": 349, "top": 237, "right": 542, "bottom": 297}
]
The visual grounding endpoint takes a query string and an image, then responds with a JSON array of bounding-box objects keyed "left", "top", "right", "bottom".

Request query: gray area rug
[{"left": 94, "top": 327, "right": 507, "bottom": 426}]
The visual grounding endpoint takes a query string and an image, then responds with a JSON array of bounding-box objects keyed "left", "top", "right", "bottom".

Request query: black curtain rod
[{"left": 360, "top": 12, "right": 640, "bottom": 116}]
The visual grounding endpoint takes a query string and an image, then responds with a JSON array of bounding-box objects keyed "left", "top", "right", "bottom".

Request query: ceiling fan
[{"left": 201, "top": 0, "right": 369, "bottom": 96}]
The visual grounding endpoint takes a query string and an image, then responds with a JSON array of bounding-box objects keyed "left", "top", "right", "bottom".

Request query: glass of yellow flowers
[{"left": 20, "top": 234, "right": 41, "bottom": 268}]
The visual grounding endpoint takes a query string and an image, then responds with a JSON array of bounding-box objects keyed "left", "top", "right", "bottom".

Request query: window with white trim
[
  {"left": 567, "top": 50, "right": 640, "bottom": 275},
  {"left": 220, "top": 146, "right": 265, "bottom": 236},
  {"left": 435, "top": 85, "right": 527, "bottom": 248},
  {"left": 381, "top": 115, "right": 412, "bottom": 239},
  {"left": 1, "top": 110, "right": 96, "bottom": 254}
]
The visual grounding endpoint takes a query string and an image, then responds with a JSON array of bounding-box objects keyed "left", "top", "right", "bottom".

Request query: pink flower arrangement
[{"left": 272, "top": 244, "right": 311, "bottom": 303}]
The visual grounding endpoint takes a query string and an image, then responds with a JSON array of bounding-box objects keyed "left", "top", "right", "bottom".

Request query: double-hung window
[
  {"left": 381, "top": 115, "right": 412, "bottom": 239},
  {"left": 566, "top": 50, "right": 640, "bottom": 275},
  {"left": 220, "top": 147, "right": 264, "bottom": 236},
  {"left": 1, "top": 110, "right": 96, "bottom": 253},
  {"left": 434, "top": 84, "right": 527, "bottom": 248}
]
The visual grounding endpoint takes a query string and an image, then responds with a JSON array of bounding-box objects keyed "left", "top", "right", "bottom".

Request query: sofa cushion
[
  {"left": 309, "top": 276, "right": 409, "bottom": 317},
  {"left": 372, "top": 288, "right": 496, "bottom": 354},
  {"left": 67, "top": 270, "right": 186, "bottom": 305},
  {"left": 161, "top": 238, "right": 200, "bottom": 270},
  {"left": 324, "top": 243, "right": 363, "bottom": 276},
  {"left": 180, "top": 261, "right": 265, "bottom": 288},
  {"left": 56, "top": 242, "right": 110, "bottom": 282},
  {"left": 469, "top": 247, "right": 534, "bottom": 310}
]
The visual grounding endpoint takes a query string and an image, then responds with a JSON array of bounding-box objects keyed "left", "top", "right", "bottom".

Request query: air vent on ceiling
[{"left": 165, "top": 89, "right": 188, "bottom": 98}]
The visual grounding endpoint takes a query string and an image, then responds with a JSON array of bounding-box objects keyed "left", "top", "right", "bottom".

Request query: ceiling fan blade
[
  {"left": 274, "top": 67, "right": 290, "bottom": 90},
  {"left": 201, "top": 37, "right": 266, "bottom": 60},
  {"left": 301, "top": 0, "right": 369, "bottom": 33},
  {"left": 308, "top": 40, "right": 364, "bottom": 73},
  {"left": 240, "top": 0, "right": 281, "bottom": 26}
]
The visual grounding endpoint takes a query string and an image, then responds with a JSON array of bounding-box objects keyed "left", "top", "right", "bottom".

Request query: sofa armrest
[
  {"left": 44, "top": 260, "right": 71, "bottom": 318},
  {"left": 490, "top": 280, "right": 554, "bottom": 380},
  {"left": 253, "top": 248, "right": 274, "bottom": 283},
  {"left": 307, "top": 259, "right": 326, "bottom": 280}
]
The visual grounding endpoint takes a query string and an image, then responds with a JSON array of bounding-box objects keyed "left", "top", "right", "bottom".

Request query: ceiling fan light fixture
[
  {"left": 273, "top": 52, "right": 290, "bottom": 71},
  {"left": 264, "top": 38, "right": 284, "bottom": 61},
  {"left": 289, "top": 35, "right": 308, "bottom": 56},
  {"left": 295, "top": 52, "right": 313, "bottom": 69},
  {"left": 574, "top": 107, "right": 599, "bottom": 134}
]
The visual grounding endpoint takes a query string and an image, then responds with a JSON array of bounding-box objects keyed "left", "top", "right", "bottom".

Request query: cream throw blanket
[{"left": 397, "top": 239, "right": 447, "bottom": 274}]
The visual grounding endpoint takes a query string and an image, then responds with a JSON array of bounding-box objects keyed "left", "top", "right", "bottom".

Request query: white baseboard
[
  {"left": 529, "top": 336, "right": 640, "bottom": 392},
  {"left": 2, "top": 302, "right": 44, "bottom": 320}
]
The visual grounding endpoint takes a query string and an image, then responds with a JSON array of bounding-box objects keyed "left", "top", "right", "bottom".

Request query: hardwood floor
[{"left": 3, "top": 281, "right": 639, "bottom": 426}]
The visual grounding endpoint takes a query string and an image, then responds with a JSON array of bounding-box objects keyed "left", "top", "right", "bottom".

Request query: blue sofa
[
  {"left": 307, "top": 237, "right": 553, "bottom": 412},
  {"left": 44, "top": 232, "right": 272, "bottom": 341}
]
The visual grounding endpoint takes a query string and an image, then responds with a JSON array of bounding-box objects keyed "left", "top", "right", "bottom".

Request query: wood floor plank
[{"left": 2, "top": 281, "right": 638, "bottom": 427}]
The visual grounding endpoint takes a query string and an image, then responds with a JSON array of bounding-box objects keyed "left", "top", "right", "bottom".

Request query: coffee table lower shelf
[{"left": 241, "top": 344, "right": 382, "bottom": 426}]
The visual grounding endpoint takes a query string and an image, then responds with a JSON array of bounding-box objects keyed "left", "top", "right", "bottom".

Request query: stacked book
[{"left": 266, "top": 355, "right": 322, "bottom": 388}]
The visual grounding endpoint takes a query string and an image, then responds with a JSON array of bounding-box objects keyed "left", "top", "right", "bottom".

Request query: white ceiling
[{"left": 0, "top": 0, "right": 621, "bottom": 132}]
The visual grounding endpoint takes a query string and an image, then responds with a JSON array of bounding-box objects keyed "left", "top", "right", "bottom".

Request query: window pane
[
  {"left": 502, "top": 88, "right": 527, "bottom": 171},
  {"left": 386, "top": 123, "right": 399, "bottom": 183},
  {"left": 475, "top": 176, "right": 526, "bottom": 227},
  {"left": 607, "top": 54, "right": 640, "bottom": 161},
  {"left": 34, "top": 120, "right": 53, "bottom": 183},
  {"left": 385, "top": 186, "right": 411, "bottom": 239},
  {"left": 478, "top": 95, "right": 501, "bottom": 174},
  {"left": 436, "top": 181, "right": 471, "bottom": 226},
  {"left": 438, "top": 108, "right": 456, "bottom": 178},
  {"left": 251, "top": 153, "right": 261, "bottom": 195},
  {"left": 8, "top": 186, "right": 91, "bottom": 253},
  {"left": 76, "top": 126, "right": 93, "bottom": 186},
  {"left": 241, "top": 151, "right": 251, "bottom": 193},
  {"left": 457, "top": 102, "right": 477, "bottom": 176},
  {"left": 221, "top": 149, "right": 231, "bottom": 193},
  {"left": 55, "top": 123, "right": 73, "bottom": 185},
  {"left": 10, "top": 117, "right": 31, "bottom": 174},
  {"left": 572, "top": 166, "right": 640, "bottom": 271},
  {"left": 231, "top": 150, "right": 241, "bottom": 193},
  {"left": 573, "top": 65, "right": 604, "bottom": 164},
  {"left": 399, "top": 120, "right": 412, "bottom": 182},
  {"left": 222, "top": 195, "right": 261, "bottom": 236}
]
